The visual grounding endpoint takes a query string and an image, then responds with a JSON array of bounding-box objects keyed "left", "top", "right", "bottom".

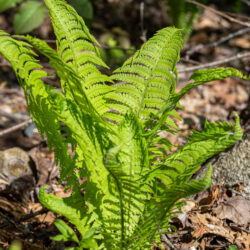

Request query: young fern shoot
[{"left": 0, "top": 0, "right": 248, "bottom": 249}]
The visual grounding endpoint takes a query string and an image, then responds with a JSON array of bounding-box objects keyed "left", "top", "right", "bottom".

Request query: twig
[
  {"left": 0, "top": 110, "right": 29, "bottom": 123},
  {"left": 161, "top": 234, "right": 177, "bottom": 250},
  {"left": 0, "top": 211, "right": 28, "bottom": 232},
  {"left": 18, "top": 208, "right": 48, "bottom": 222},
  {"left": 0, "top": 88, "right": 24, "bottom": 96},
  {"left": 0, "top": 110, "right": 22, "bottom": 122},
  {"left": 186, "top": 0, "right": 250, "bottom": 27},
  {"left": 140, "top": 2, "right": 147, "bottom": 43},
  {"left": 186, "top": 27, "right": 250, "bottom": 57},
  {"left": 242, "top": 0, "right": 250, "bottom": 6},
  {"left": 179, "top": 51, "right": 250, "bottom": 73},
  {"left": 0, "top": 208, "right": 48, "bottom": 229},
  {"left": 180, "top": 58, "right": 200, "bottom": 65},
  {"left": 225, "top": 12, "right": 250, "bottom": 21},
  {"left": 0, "top": 118, "right": 33, "bottom": 137}
]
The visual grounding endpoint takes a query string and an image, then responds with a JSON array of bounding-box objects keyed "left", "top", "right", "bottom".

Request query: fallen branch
[
  {"left": 186, "top": 0, "right": 250, "bottom": 27},
  {"left": 0, "top": 208, "right": 48, "bottom": 229},
  {"left": 161, "top": 234, "right": 177, "bottom": 250},
  {"left": 242, "top": 0, "right": 250, "bottom": 7},
  {"left": 186, "top": 27, "right": 250, "bottom": 57},
  {"left": 0, "top": 118, "right": 33, "bottom": 137},
  {"left": 179, "top": 51, "right": 250, "bottom": 73}
]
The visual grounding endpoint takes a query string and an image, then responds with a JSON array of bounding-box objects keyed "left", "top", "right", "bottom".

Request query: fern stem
[{"left": 148, "top": 202, "right": 176, "bottom": 243}]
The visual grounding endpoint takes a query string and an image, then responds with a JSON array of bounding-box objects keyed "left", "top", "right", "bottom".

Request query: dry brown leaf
[
  {"left": 0, "top": 196, "right": 28, "bottom": 219},
  {"left": 235, "top": 231, "right": 250, "bottom": 250},
  {"left": 230, "top": 35, "right": 250, "bottom": 49},
  {"left": 200, "top": 238, "right": 206, "bottom": 250},
  {"left": 176, "top": 200, "right": 198, "bottom": 227},
  {"left": 199, "top": 185, "right": 219, "bottom": 207},
  {"left": 28, "top": 202, "right": 55, "bottom": 225},
  {"left": 189, "top": 213, "right": 235, "bottom": 243},
  {"left": 181, "top": 200, "right": 197, "bottom": 213},
  {"left": 194, "top": 8, "right": 230, "bottom": 30},
  {"left": 213, "top": 196, "right": 250, "bottom": 226}
]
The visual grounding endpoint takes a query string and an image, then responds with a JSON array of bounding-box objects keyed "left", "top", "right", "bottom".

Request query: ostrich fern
[{"left": 0, "top": 0, "right": 248, "bottom": 249}]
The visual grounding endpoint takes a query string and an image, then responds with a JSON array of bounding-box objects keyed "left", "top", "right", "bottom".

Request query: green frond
[
  {"left": 24, "top": 35, "right": 113, "bottom": 120},
  {"left": 146, "top": 67, "right": 248, "bottom": 139},
  {"left": 190, "top": 67, "right": 249, "bottom": 82},
  {"left": 0, "top": 32, "right": 74, "bottom": 182},
  {"left": 105, "top": 27, "right": 183, "bottom": 130},
  {"left": 146, "top": 115, "right": 242, "bottom": 186},
  {"left": 177, "top": 67, "right": 249, "bottom": 99},
  {"left": 0, "top": 2, "right": 246, "bottom": 247},
  {"left": 99, "top": 113, "right": 150, "bottom": 248},
  {"left": 131, "top": 166, "right": 212, "bottom": 248},
  {"left": 42, "top": 0, "right": 113, "bottom": 115},
  {"left": 39, "top": 186, "right": 91, "bottom": 237}
]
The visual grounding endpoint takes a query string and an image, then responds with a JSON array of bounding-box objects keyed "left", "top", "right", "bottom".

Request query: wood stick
[
  {"left": 186, "top": 0, "right": 250, "bottom": 27},
  {"left": 0, "top": 118, "right": 33, "bottom": 137},
  {"left": 179, "top": 51, "right": 250, "bottom": 73}
]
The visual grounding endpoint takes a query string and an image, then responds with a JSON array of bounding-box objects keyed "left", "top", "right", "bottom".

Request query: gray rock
[
  {"left": 0, "top": 147, "right": 32, "bottom": 186},
  {"left": 192, "top": 125, "right": 250, "bottom": 194}
]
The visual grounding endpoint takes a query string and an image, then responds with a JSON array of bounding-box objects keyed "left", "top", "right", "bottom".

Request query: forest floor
[{"left": 0, "top": 1, "right": 249, "bottom": 249}]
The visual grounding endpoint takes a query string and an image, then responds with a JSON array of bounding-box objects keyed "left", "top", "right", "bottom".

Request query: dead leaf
[
  {"left": 194, "top": 8, "right": 230, "bottom": 30},
  {"left": 199, "top": 185, "right": 219, "bottom": 207},
  {"left": 28, "top": 202, "right": 55, "bottom": 225},
  {"left": 176, "top": 200, "right": 198, "bottom": 227},
  {"left": 234, "top": 231, "right": 250, "bottom": 250},
  {"left": 189, "top": 213, "right": 235, "bottom": 243},
  {"left": 230, "top": 35, "right": 250, "bottom": 49},
  {"left": 213, "top": 196, "right": 250, "bottom": 226},
  {"left": 0, "top": 196, "right": 28, "bottom": 219},
  {"left": 181, "top": 200, "right": 197, "bottom": 213}
]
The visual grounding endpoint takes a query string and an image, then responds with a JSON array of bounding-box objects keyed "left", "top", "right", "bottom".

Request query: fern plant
[{"left": 0, "top": 0, "right": 248, "bottom": 249}]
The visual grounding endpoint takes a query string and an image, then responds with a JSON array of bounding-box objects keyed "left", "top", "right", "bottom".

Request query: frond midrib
[{"left": 136, "top": 34, "right": 176, "bottom": 118}]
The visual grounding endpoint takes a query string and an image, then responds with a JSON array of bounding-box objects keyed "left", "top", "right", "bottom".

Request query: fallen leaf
[
  {"left": 234, "top": 231, "right": 250, "bottom": 250},
  {"left": 230, "top": 35, "right": 250, "bottom": 49},
  {"left": 177, "top": 200, "right": 197, "bottom": 227},
  {"left": 0, "top": 196, "right": 28, "bottom": 219},
  {"left": 199, "top": 185, "right": 219, "bottom": 207},
  {"left": 194, "top": 8, "right": 230, "bottom": 30},
  {"left": 189, "top": 213, "right": 235, "bottom": 243},
  {"left": 213, "top": 196, "right": 250, "bottom": 226}
]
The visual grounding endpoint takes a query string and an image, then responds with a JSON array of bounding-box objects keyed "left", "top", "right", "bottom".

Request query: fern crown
[{"left": 0, "top": 0, "right": 247, "bottom": 249}]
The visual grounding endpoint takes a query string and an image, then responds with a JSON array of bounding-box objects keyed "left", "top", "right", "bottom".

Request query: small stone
[{"left": 0, "top": 147, "right": 32, "bottom": 185}]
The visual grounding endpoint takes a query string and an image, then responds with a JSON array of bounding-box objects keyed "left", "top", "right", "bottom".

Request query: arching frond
[
  {"left": 39, "top": 187, "right": 90, "bottom": 237},
  {"left": 44, "top": 0, "right": 113, "bottom": 115},
  {"left": 0, "top": 2, "right": 246, "bottom": 248},
  {"left": 23, "top": 35, "right": 111, "bottom": 119},
  {"left": 145, "top": 115, "right": 242, "bottom": 186},
  {"left": 105, "top": 27, "right": 182, "bottom": 128},
  {"left": 0, "top": 32, "right": 74, "bottom": 181},
  {"left": 133, "top": 166, "right": 212, "bottom": 248}
]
